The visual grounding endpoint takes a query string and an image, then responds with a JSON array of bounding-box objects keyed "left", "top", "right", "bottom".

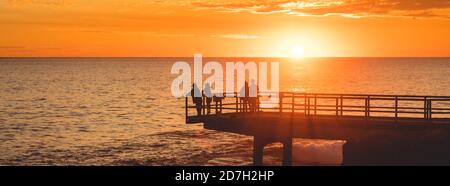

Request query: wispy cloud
[
  {"left": 145, "top": 33, "right": 196, "bottom": 37},
  {"left": 191, "top": 0, "right": 450, "bottom": 19},
  {"left": 9, "top": 0, "right": 449, "bottom": 19},
  {"left": 0, "top": 46, "right": 26, "bottom": 49},
  {"left": 74, "top": 30, "right": 195, "bottom": 37},
  {"left": 6, "top": 0, "right": 72, "bottom": 6},
  {"left": 210, "top": 34, "right": 261, "bottom": 39}
]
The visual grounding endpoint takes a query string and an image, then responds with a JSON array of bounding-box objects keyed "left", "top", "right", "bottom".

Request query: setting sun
[{"left": 291, "top": 46, "right": 305, "bottom": 58}]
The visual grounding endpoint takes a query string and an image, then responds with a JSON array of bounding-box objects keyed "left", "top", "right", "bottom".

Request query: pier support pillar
[
  {"left": 282, "top": 137, "right": 293, "bottom": 166},
  {"left": 253, "top": 136, "right": 293, "bottom": 166},
  {"left": 253, "top": 136, "right": 264, "bottom": 166}
]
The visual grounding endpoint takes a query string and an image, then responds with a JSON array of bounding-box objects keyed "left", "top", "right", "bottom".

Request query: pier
[{"left": 185, "top": 92, "right": 450, "bottom": 165}]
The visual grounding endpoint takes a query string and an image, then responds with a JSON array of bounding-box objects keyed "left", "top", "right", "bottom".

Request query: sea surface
[{"left": 0, "top": 57, "right": 449, "bottom": 165}]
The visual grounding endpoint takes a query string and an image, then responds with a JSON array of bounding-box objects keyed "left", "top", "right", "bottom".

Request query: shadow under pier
[{"left": 198, "top": 113, "right": 450, "bottom": 165}]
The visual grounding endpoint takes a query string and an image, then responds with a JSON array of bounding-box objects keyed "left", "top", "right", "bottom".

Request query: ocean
[{"left": 0, "top": 57, "right": 449, "bottom": 165}]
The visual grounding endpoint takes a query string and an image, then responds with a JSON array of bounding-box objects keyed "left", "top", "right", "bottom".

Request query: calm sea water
[{"left": 0, "top": 57, "right": 449, "bottom": 165}]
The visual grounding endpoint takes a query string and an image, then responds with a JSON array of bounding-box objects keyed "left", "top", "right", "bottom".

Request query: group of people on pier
[{"left": 190, "top": 80, "right": 259, "bottom": 116}]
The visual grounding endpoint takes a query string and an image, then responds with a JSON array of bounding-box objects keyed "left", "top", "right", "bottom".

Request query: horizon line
[{"left": 1, "top": 56, "right": 450, "bottom": 58}]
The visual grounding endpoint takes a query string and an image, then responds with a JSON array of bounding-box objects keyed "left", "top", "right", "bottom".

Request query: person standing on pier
[
  {"left": 203, "top": 83, "right": 213, "bottom": 115},
  {"left": 239, "top": 81, "right": 250, "bottom": 112},
  {"left": 191, "top": 83, "right": 202, "bottom": 116},
  {"left": 249, "top": 79, "right": 259, "bottom": 112},
  {"left": 213, "top": 93, "right": 223, "bottom": 114}
]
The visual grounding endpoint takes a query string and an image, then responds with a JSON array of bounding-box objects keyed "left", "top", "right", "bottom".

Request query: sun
[{"left": 291, "top": 45, "right": 305, "bottom": 58}]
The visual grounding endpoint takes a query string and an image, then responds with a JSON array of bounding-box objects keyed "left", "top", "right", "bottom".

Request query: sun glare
[{"left": 291, "top": 45, "right": 305, "bottom": 58}]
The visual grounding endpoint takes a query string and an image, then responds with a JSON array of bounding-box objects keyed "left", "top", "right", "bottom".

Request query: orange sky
[{"left": 1, "top": 0, "right": 450, "bottom": 57}]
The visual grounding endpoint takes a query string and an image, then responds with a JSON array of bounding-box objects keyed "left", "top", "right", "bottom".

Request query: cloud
[
  {"left": 210, "top": 34, "right": 261, "bottom": 39},
  {"left": 146, "top": 33, "right": 196, "bottom": 37},
  {"left": 73, "top": 29, "right": 195, "bottom": 37},
  {"left": 190, "top": 0, "right": 450, "bottom": 19},
  {"left": 9, "top": 0, "right": 449, "bottom": 19}
]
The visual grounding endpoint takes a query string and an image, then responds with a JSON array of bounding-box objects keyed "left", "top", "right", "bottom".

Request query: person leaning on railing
[
  {"left": 238, "top": 81, "right": 250, "bottom": 112},
  {"left": 213, "top": 93, "right": 223, "bottom": 114},
  {"left": 204, "top": 83, "right": 213, "bottom": 115},
  {"left": 190, "top": 83, "right": 202, "bottom": 116},
  {"left": 249, "top": 79, "right": 259, "bottom": 112}
]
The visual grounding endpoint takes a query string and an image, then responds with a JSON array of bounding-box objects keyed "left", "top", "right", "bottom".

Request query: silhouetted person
[
  {"left": 191, "top": 83, "right": 202, "bottom": 116},
  {"left": 213, "top": 92, "right": 223, "bottom": 114},
  {"left": 239, "top": 81, "right": 250, "bottom": 112},
  {"left": 249, "top": 79, "right": 259, "bottom": 112},
  {"left": 204, "top": 83, "right": 213, "bottom": 115}
]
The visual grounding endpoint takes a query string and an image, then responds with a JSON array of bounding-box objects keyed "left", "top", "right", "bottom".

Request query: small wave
[
  {"left": 78, "top": 128, "right": 89, "bottom": 132},
  {"left": 32, "top": 97, "right": 47, "bottom": 101},
  {"left": 205, "top": 157, "right": 252, "bottom": 166},
  {"left": 69, "top": 111, "right": 85, "bottom": 116},
  {"left": 145, "top": 97, "right": 156, "bottom": 101},
  {"left": 148, "top": 143, "right": 168, "bottom": 148}
]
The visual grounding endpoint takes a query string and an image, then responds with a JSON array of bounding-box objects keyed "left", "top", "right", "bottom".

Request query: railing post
[
  {"left": 304, "top": 93, "right": 307, "bottom": 115},
  {"left": 185, "top": 96, "right": 188, "bottom": 121},
  {"left": 335, "top": 98, "right": 338, "bottom": 116},
  {"left": 428, "top": 99, "right": 432, "bottom": 119},
  {"left": 235, "top": 93, "right": 239, "bottom": 113},
  {"left": 220, "top": 96, "right": 223, "bottom": 114},
  {"left": 367, "top": 96, "right": 371, "bottom": 117},
  {"left": 424, "top": 97, "right": 428, "bottom": 119},
  {"left": 202, "top": 95, "right": 206, "bottom": 115},
  {"left": 395, "top": 96, "right": 398, "bottom": 118},
  {"left": 307, "top": 96, "right": 310, "bottom": 115},
  {"left": 257, "top": 92, "right": 260, "bottom": 112},
  {"left": 279, "top": 93, "right": 283, "bottom": 113},
  {"left": 364, "top": 97, "right": 367, "bottom": 117},
  {"left": 292, "top": 93, "right": 295, "bottom": 113},
  {"left": 340, "top": 95, "right": 343, "bottom": 116},
  {"left": 215, "top": 98, "right": 218, "bottom": 115},
  {"left": 364, "top": 96, "right": 370, "bottom": 117},
  {"left": 314, "top": 95, "right": 317, "bottom": 115}
]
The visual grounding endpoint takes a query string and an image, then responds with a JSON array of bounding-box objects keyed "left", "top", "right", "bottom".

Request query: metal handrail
[{"left": 185, "top": 92, "right": 450, "bottom": 120}]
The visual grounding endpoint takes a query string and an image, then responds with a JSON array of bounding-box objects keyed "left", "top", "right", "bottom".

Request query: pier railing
[{"left": 185, "top": 92, "right": 450, "bottom": 122}]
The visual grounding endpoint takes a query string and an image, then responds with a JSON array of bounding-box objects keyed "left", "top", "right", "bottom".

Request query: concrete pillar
[
  {"left": 282, "top": 137, "right": 293, "bottom": 166},
  {"left": 253, "top": 136, "right": 293, "bottom": 166},
  {"left": 253, "top": 136, "right": 264, "bottom": 166},
  {"left": 342, "top": 140, "right": 354, "bottom": 165}
]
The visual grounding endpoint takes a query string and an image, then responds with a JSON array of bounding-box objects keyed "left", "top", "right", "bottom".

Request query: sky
[{"left": 0, "top": 0, "right": 450, "bottom": 57}]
